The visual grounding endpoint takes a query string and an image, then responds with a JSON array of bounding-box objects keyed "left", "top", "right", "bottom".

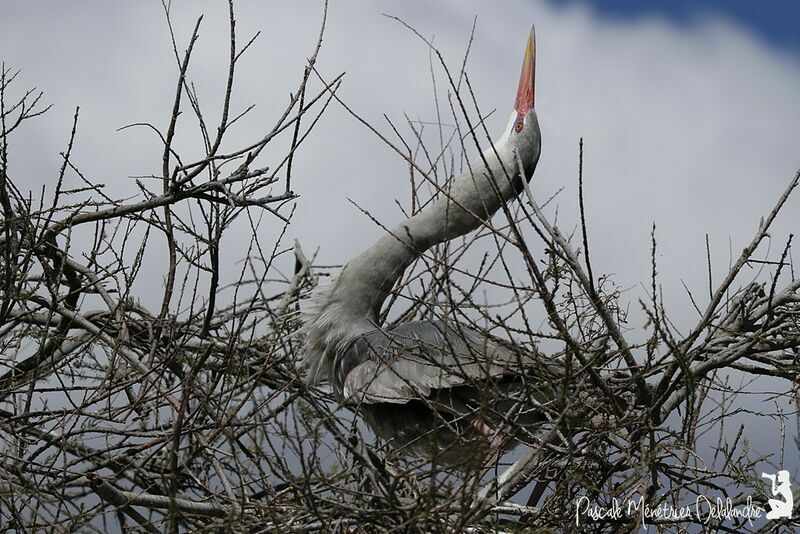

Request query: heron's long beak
[{"left": 514, "top": 26, "right": 536, "bottom": 115}]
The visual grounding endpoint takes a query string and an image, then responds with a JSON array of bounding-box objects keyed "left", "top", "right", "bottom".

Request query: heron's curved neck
[
  {"left": 333, "top": 134, "right": 518, "bottom": 322},
  {"left": 301, "top": 117, "right": 527, "bottom": 383}
]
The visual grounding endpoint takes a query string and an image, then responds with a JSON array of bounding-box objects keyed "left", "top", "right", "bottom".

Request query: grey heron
[{"left": 301, "top": 28, "right": 548, "bottom": 468}]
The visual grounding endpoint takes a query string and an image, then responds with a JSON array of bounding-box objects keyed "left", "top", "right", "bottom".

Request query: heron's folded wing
[{"left": 340, "top": 320, "right": 532, "bottom": 404}]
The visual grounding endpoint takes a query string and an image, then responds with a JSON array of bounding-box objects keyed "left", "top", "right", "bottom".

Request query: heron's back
[{"left": 333, "top": 320, "right": 557, "bottom": 467}]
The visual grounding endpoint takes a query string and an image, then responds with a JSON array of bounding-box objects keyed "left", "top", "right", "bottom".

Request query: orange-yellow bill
[{"left": 514, "top": 26, "right": 536, "bottom": 115}]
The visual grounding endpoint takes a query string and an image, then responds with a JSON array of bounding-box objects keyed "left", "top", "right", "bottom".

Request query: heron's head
[{"left": 506, "top": 26, "right": 541, "bottom": 181}]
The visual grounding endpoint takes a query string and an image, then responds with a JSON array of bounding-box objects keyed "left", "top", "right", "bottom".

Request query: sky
[
  {"left": 2, "top": 0, "right": 799, "bottom": 520},
  {"left": 562, "top": 0, "right": 800, "bottom": 54}
]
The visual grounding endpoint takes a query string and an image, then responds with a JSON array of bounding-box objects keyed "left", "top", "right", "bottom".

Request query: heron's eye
[{"left": 514, "top": 120, "right": 524, "bottom": 133}]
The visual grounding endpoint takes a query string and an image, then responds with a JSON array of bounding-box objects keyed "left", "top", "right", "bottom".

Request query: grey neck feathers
[
  {"left": 302, "top": 124, "right": 527, "bottom": 383},
  {"left": 342, "top": 141, "right": 519, "bottom": 319}
]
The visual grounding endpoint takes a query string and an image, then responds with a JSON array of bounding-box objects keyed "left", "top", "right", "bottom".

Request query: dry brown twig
[{"left": 0, "top": 4, "right": 797, "bottom": 533}]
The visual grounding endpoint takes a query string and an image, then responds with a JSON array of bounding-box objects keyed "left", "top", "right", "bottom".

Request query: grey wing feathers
[{"left": 336, "top": 320, "right": 533, "bottom": 404}]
